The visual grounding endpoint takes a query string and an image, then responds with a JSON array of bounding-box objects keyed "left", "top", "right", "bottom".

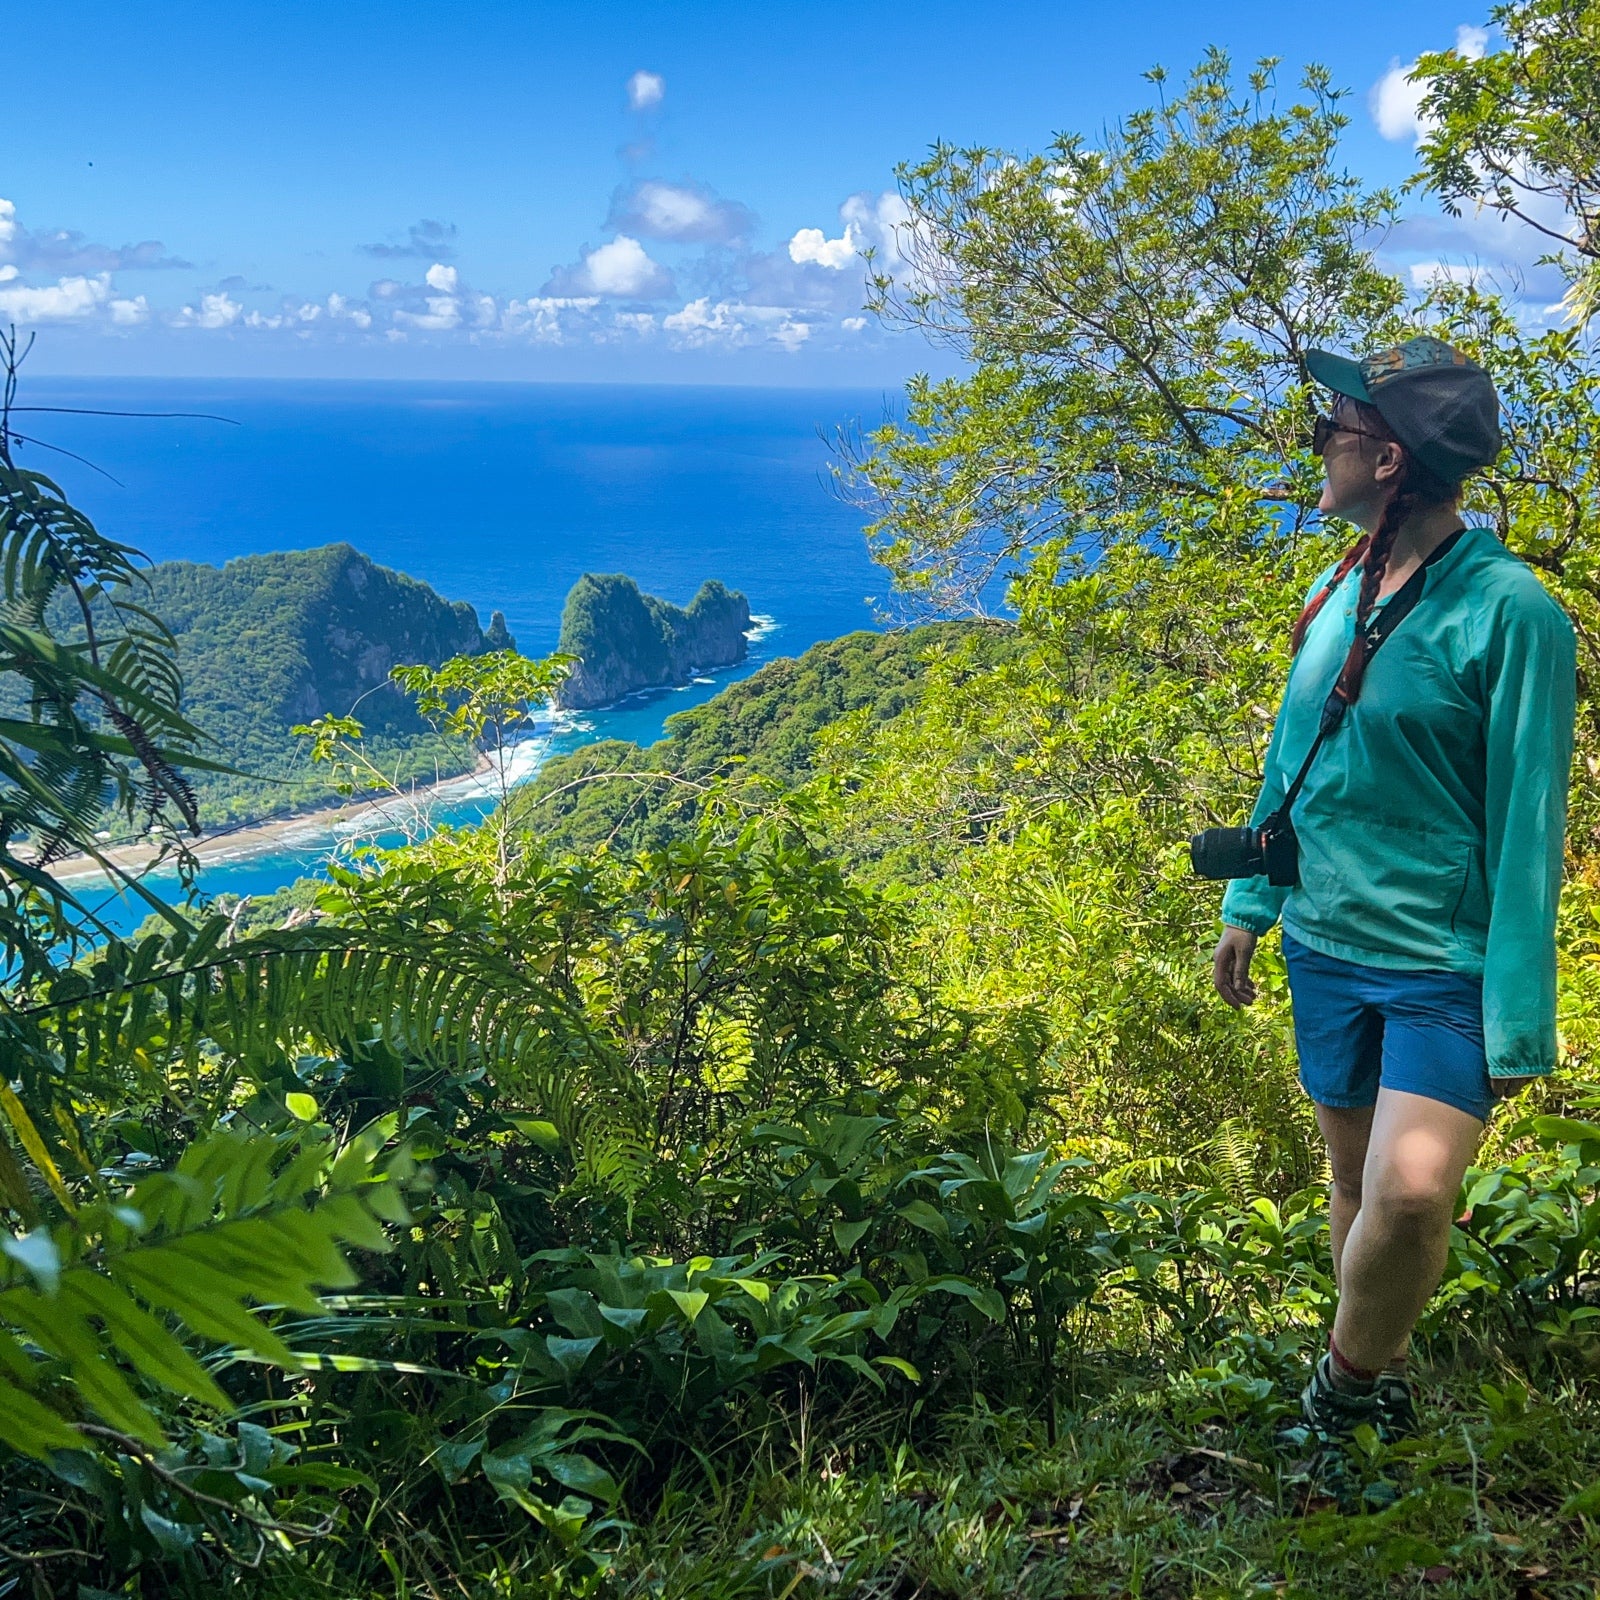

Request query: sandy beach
[{"left": 49, "top": 746, "right": 536, "bottom": 888}]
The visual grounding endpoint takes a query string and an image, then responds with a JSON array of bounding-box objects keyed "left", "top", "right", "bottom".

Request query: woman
[{"left": 1213, "top": 336, "right": 1576, "bottom": 1440}]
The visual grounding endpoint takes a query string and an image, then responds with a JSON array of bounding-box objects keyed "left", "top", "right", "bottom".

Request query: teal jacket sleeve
[
  {"left": 1219, "top": 701, "right": 1294, "bottom": 935},
  {"left": 1480, "top": 593, "right": 1576, "bottom": 1077}
]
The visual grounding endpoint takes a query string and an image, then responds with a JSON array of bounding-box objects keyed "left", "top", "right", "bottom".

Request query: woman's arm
[
  {"left": 1219, "top": 703, "right": 1296, "bottom": 936},
  {"left": 1480, "top": 591, "right": 1577, "bottom": 1077}
]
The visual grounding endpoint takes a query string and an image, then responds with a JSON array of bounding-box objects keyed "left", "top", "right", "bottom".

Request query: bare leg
[
  {"left": 1316, "top": 1102, "right": 1374, "bottom": 1291},
  {"left": 1330, "top": 1088, "right": 1484, "bottom": 1373}
]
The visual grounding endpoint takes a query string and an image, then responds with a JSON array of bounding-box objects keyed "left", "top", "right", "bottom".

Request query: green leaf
[
  {"left": 1562, "top": 1481, "right": 1600, "bottom": 1518},
  {"left": 666, "top": 1289, "right": 709, "bottom": 1324},
  {"left": 1531, "top": 1117, "right": 1600, "bottom": 1147},
  {"left": 833, "top": 1218, "right": 872, "bottom": 1254},
  {"left": 897, "top": 1199, "right": 951, "bottom": 1243},
  {"left": 284, "top": 1092, "right": 320, "bottom": 1123},
  {"left": 873, "top": 1355, "right": 922, "bottom": 1382},
  {"left": 58, "top": 1274, "right": 231, "bottom": 1412},
  {"left": 543, "top": 1452, "right": 620, "bottom": 1504},
  {"left": 1, "top": 1231, "right": 61, "bottom": 1294},
  {"left": 0, "top": 1375, "right": 82, "bottom": 1459},
  {"left": 545, "top": 1335, "right": 601, "bottom": 1376},
  {"left": 140, "top": 1504, "right": 198, "bottom": 1555},
  {"left": 508, "top": 1118, "right": 564, "bottom": 1152}
]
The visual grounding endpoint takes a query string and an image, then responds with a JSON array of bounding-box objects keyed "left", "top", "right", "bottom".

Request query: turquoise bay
[{"left": 27, "top": 379, "right": 888, "bottom": 930}]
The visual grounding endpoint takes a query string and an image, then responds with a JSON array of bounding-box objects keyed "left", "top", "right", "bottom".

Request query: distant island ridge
[{"left": 555, "top": 573, "right": 753, "bottom": 710}]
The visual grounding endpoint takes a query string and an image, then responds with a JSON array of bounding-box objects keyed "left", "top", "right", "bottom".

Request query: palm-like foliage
[
  {"left": 0, "top": 1121, "right": 402, "bottom": 1460},
  {"left": 0, "top": 342, "right": 220, "bottom": 969}
]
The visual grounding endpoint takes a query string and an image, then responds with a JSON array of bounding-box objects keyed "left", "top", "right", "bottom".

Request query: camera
[{"left": 1190, "top": 814, "right": 1299, "bottom": 887}]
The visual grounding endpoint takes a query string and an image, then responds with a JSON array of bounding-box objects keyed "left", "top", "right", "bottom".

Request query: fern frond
[{"left": 0, "top": 1122, "right": 400, "bottom": 1461}]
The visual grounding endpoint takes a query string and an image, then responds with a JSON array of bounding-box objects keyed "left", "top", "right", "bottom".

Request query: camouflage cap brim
[{"left": 1306, "top": 349, "right": 1372, "bottom": 402}]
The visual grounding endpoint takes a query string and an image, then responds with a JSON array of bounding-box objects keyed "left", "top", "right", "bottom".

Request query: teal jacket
[{"left": 1221, "top": 526, "right": 1576, "bottom": 1077}]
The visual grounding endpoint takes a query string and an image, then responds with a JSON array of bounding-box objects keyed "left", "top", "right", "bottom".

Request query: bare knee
[
  {"left": 1364, "top": 1179, "right": 1456, "bottom": 1240},
  {"left": 1329, "top": 1164, "right": 1363, "bottom": 1211}
]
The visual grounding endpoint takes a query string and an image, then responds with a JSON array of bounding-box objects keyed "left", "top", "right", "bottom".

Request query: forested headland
[
  {"left": 83, "top": 544, "right": 515, "bottom": 830},
  {"left": 7, "top": 15, "right": 1600, "bottom": 1597},
  {"left": 555, "top": 573, "right": 752, "bottom": 710}
]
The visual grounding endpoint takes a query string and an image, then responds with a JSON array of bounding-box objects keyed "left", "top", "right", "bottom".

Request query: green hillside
[
  {"left": 515, "top": 622, "right": 993, "bottom": 853},
  {"left": 136, "top": 543, "right": 511, "bottom": 826}
]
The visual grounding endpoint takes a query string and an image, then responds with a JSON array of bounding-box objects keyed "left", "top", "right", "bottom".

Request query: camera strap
[{"left": 1272, "top": 526, "right": 1465, "bottom": 821}]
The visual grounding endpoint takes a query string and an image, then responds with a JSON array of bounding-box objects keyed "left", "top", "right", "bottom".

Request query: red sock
[{"left": 1328, "top": 1334, "right": 1380, "bottom": 1385}]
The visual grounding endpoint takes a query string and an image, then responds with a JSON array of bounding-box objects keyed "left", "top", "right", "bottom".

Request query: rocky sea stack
[{"left": 556, "top": 574, "right": 752, "bottom": 710}]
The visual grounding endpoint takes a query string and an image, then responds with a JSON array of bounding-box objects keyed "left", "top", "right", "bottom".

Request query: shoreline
[
  {"left": 50, "top": 619, "right": 783, "bottom": 892},
  {"left": 51, "top": 750, "right": 508, "bottom": 888}
]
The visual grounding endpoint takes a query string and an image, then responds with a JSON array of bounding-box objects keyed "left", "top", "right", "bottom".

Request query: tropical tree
[{"left": 1413, "top": 0, "right": 1600, "bottom": 318}]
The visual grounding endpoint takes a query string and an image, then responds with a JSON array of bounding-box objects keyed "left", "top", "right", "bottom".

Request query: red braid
[
  {"left": 1290, "top": 536, "right": 1369, "bottom": 656},
  {"left": 1333, "top": 489, "right": 1416, "bottom": 703},
  {"left": 1290, "top": 393, "right": 1455, "bottom": 697}
]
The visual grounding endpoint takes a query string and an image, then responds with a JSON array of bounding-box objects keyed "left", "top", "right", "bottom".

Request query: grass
[{"left": 597, "top": 1355, "right": 1600, "bottom": 1600}]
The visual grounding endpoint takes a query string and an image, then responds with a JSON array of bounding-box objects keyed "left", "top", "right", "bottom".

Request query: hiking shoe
[
  {"left": 1300, "top": 1352, "right": 1382, "bottom": 1442},
  {"left": 1374, "top": 1371, "right": 1419, "bottom": 1441}
]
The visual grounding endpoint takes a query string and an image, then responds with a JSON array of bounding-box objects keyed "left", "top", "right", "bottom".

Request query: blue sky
[{"left": 1, "top": 0, "right": 1546, "bottom": 385}]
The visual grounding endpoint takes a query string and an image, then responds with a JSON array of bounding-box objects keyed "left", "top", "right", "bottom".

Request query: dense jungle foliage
[
  {"left": 514, "top": 624, "right": 994, "bottom": 856},
  {"left": 8, "top": 19, "right": 1600, "bottom": 1598}
]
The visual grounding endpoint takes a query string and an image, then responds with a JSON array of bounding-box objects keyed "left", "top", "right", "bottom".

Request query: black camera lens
[{"left": 1190, "top": 826, "right": 1268, "bottom": 880}]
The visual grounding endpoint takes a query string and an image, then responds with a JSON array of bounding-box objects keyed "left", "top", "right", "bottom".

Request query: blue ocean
[{"left": 23, "top": 378, "right": 891, "bottom": 932}]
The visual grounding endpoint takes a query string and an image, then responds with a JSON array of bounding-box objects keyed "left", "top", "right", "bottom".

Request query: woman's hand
[
  {"left": 1213, "top": 926, "right": 1260, "bottom": 1007},
  {"left": 1492, "top": 1075, "right": 1539, "bottom": 1101}
]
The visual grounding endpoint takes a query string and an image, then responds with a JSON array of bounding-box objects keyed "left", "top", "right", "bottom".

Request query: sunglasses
[{"left": 1307, "top": 412, "right": 1394, "bottom": 455}]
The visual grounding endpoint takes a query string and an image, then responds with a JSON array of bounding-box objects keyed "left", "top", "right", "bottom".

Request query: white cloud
[
  {"left": 608, "top": 179, "right": 752, "bottom": 243},
  {"left": 394, "top": 294, "right": 462, "bottom": 331},
  {"left": 0, "top": 272, "right": 112, "bottom": 322},
  {"left": 584, "top": 236, "right": 666, "bottom": 296},
  {"left": 109, "top": 295, "right": 149, "bottom": 325},
  {"left": 546, "top": 234, "right": 673, "bottom": 299},
  {"left": 789, "top": 225, "right": 859, "bottom": 270},
  {"left": 1409, "top": 260, "right": 1483, "bottom": 289},
  {"left": 842, "top": 191, "right": 911, "bottom": 262},
  {"left": 172, "top": 291, "right": 243, "bottom": 329},
  {"left": 424, "top": 261, "right": 458, "bottom": 293},
  {"left": 327, "top": 291, "right": 373, "bottom": 329},
  {"left": 612, "top": 311, "right": 657, "bottom": 337},
  {"left": 0, "top": 265, "right": 15, "bottom": 283},
  {"left": 663, "top": 297, "right": 814, "bottom": 351},
  {"left": 1371, "top": 24, "right": 1489, "bottom": 145},
  {"left": 627, "top": 70, "right": 664, "bottom": 110},
  {"left": 771, "top": 319, "right": 809, "bottom": 353},
  {"left": 0, "top": 199, "right": 15, "bottom": 249},
  {"left": 663, "top": 297, "right": 737, "bottom": 340},
  {"left": 786, "top": 192, "right": 912, "bottom": 281},
  {"left": 502, "top": 294, "right": 600, "bottom": 342},
  {"left": 841, "top": 315, "right": 868, "bottom": 332}
]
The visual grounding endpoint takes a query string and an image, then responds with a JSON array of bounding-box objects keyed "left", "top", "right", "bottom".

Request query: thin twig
[{"left": 75, "top": 1424, "right": 336, "bottom": 1541}]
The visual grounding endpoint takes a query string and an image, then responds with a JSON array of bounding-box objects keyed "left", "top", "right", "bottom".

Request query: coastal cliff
[
  {"left": 556, "top": 574, "right": 751, "bottom": 709},
  {"left": 143, "top": 543, "right": 510, "bottom": 734},
  {"left": 135, "top": 543, "right": 513, "bottom": 822}
]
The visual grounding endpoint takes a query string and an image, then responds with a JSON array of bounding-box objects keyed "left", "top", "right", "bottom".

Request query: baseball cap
[{"left": 1306, "top": 335, "right": 1502, "bottom": 485}]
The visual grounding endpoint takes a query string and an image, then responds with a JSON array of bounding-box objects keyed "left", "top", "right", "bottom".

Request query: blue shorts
[{"left": 1282, "top": 930, "right": 1494, "bottom": 1122}]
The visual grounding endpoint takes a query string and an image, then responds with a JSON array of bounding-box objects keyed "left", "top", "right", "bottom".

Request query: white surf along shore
[
  {"left": 51, "top": 716, "right": 579, "bottom": 890},
  {"left": 54, "top": 612, "right": 780, "bottom": 892}
]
